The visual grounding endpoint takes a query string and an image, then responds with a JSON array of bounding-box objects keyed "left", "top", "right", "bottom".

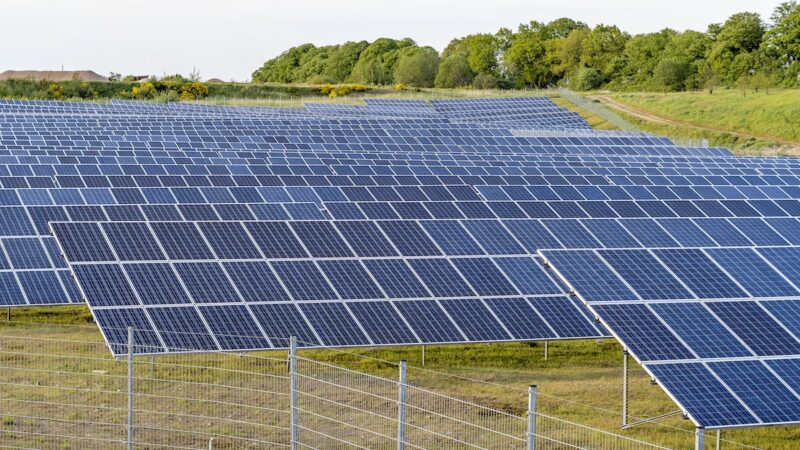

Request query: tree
[
  {"left": 552, "top": 28, "right": 590, "bottom": 78},
  {"left": 504, "top": 22, "right": 552, "bottom": 87},
  {"left": 661, "top": 31, "right": 712, "bottom": 89},
  {"left": 570, "top": 67, "right": 603, "bottom": 90},
  {"left": 621, "top": 29, "right": 677, "bottom": 86},
  {"left": 580, "top": 25, "right": 629, "bottom": 81},
  {"left": 653, "top": 58, "right": 690, "bottom": 92},
  {"left": 393, "top": 47, "right": 439, "bottom": 87},
  {"left": 350, "top": 38, "right": 415, "bottom": 84},
  {"left": 764, "top": 2, "right": 800, "bottom": 85},
  {"left": 707, "top": 12, "right": 766, "bottom": 84},
  {"left": 749, "top": 70, "right": 771, "bottom": 92},
  {"left": 442, "top": 34, "right": 501, "bottom": 76},
  {"left": 434, "top": 54, "right": 475, "bottom": 87}
]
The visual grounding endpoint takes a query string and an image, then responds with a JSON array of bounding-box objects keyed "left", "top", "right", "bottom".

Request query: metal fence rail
[{"left": 0, "top": 324, "right": 742, "bottom": 449}]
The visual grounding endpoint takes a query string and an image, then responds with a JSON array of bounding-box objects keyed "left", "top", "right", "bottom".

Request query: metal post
[
  {"left": 290, "top": 336, "right": 299, "bottom": 450},
  {"left": 397, "top": 360, "right": 407, "bottom": 450},
  {"left": 695, "top": 427, "right": 705, "bottom": 450},
  {"left": 208, "top": 437, "right": 214, "bottom": 450},
  {"left": 421, "top": 345, "right": 426, "bottom": 366},
  {"left": 543, "top": 340, "right": 548, "bottom": 361},
  {"left": 622, "top": 350, "right": 629, "bottom": 427},
  {"left": 127, "top": 326, "right": 134, "bottom": 450},
  {"left": 716, "top": 430, "right": 721, "bottom": 450},
  {"left": 527, "top": 385, "right": 537, "bottom": 450},
  {"left": 6, "top": 308, "right": 9, "bottom": 322}
]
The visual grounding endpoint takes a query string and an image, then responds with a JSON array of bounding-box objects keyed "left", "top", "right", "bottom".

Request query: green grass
[
  {"left": 550, "top": 95, "right": 619, "bottom": 130},
  {"left": 190, "top": 86, "right": 554, "bottom": 108},
  {"left": 606, "top": 89, "right": 800, "bottom": 155},
  {"left": 2, "top": 307, "right": 797, "bottom": 449}
]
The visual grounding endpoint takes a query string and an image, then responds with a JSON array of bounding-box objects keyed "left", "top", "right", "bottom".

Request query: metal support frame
[
  {"left": 622, "top": 350, "right": 629, "bottom": 427},
  {"left": 290, "top": 336, "right": 299, "bottom": 450},
  {"left": 716, "top": 429, "right": 721, "bottom": 450},
  {"left": 527, "top": 385, "right": 537, "bottom": 450},
  {"left": 397, "top": 360, "right": 407, "bottom": 450},
  {"left": 695, "top": 427, "right": 705, "bottom": 450},
  {"left": 127, "top": 326, "right": 134, "bottom": 450},
  {"left": 421, "top": 345, "right": 426, "bottom": 366},
  {"left": 543, "top": 340, "right": 548, "bottom": 361}
]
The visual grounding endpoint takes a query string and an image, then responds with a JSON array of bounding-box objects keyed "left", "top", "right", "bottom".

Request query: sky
[{"left": 1, "top": 1, "right": 777, "bottom": 82}]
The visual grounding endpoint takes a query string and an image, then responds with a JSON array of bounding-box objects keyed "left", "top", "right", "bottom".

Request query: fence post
[
  {"left": 527, "top": 385, "right": 537, "bottom": 450},
  {"left": 543, "top": 340, "right": 548, "bottom": 361},
  {"left": 397, "top": 360, "right": 407, "bottom": 450},
  {"left": 127, "top": 326, "right": 134, "bottom": 450},
  {"left": 290, "top": 336, "right": 298, "bottom": 450},
  {"left": 695, "top": 427, "right": 705, "bottom": 450},
  {"left": 716, "top": 429, "right": 721, "bottom": 450},
  {"left": 622, "top": 350, "right": 629, "bottom": 427}
]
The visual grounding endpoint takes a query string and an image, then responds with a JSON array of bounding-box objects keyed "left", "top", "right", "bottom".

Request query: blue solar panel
[
  {"left": 653, "top": 249, "right": 747, "bottom": 299},
  {"left": 647, "top": 363, "right": 757, "bottom": 427},
  {"left": 593, "top": 304, "right": 693, "bottom": 361},
  {"left": 709, "top": 360, "right": 800, "bottom": 423}
]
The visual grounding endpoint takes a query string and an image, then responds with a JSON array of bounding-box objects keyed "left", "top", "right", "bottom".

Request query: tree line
[{"left": 251, "top": 2, "right": 800, "bottom": 91}]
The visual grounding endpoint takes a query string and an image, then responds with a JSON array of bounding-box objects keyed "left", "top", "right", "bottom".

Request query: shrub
[
  {"left": 570, "top": 67, "right": 604, "bottom": 91},
  {"left": 320, "top": 84, "right": 335, "bottom": 96},
  {"left": 180, "top": 82, "right": 209, "bottom": 100},
  {"left": 472, "top": 73, "right": 498, "bottom": 89}
]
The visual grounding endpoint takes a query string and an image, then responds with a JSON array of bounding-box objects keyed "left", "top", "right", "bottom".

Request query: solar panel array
[{"left": 2, "top": 96, "right": 799, "bottom": 429}]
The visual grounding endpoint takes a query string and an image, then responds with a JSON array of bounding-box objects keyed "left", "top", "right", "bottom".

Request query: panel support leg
[
  {"left": 543, "top": 340, "right": 548, "bottom": 361},
  {"left": 622, "top": 350, "right": 629, "bottom": 427},
  {"left": 695, "top": 427, "right": 705, "bottom": 450},
  {"left": 421, "top": 345, "right": 426, "bottom": 367},
  {"left": 716, "top": 430, "right": 721, "bottom": 450}
]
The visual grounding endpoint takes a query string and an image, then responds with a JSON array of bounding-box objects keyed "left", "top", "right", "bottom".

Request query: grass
[
  {"left": 602, "top": 89, "right": 800, "bottom": 155},
  {"left": 1, "top": 307, "right": 798, "bottom": 449},
  {"left": 549, "top": 95, "right": 619, "bottom": 130},
  {"left": 190, "top": 86, "right": 554, "bottom": 108}
]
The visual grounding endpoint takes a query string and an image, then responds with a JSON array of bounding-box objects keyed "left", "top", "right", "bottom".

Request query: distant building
[{"left": 0, "top": 70, "right": 107, "bottom": 82}]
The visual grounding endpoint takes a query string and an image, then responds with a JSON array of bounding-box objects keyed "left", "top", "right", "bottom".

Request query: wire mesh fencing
[
  {"left": 557, "top": 88, "right": 709, "bottom": 148},
  {"left": 0, "top": 324, "right": 695, "bottom": 449}
]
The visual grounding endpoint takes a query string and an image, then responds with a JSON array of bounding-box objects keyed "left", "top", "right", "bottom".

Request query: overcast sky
[{"left": 1, "top": 0, "right": 777, "bottom": 81}]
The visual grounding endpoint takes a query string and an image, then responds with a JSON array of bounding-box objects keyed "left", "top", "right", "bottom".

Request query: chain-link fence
[
  {"left": 557, "top": 88, "right": 710, "bottom": 148},
  {"left": 0, "top": 324, "right": 752, "bottom": 449}
]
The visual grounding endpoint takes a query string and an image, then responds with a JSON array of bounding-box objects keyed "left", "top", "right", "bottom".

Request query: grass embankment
[
  {"left": 192, "top": 86, "right": 554, "bottom": 108},
  {"left": 2, "top": 306, "right": 798, "bottom": 449},
  {"left": 600, "top": 90, "right": 800, "bottom": 155}
]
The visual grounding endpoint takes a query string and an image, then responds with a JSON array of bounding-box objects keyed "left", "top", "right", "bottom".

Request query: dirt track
[{"left": 590, "top": 95, "right": 800, "bottom": 151}]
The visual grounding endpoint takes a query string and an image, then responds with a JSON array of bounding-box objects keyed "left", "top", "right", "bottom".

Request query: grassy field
[
  {"left": 598, "top": 90, "right": 800, "bottom": 155},
  {"left": 2, "top": 306, "right": 798, "bottom": 449},
  {"left": 191, "top": 86, "right": 555, "bottom": 108}
]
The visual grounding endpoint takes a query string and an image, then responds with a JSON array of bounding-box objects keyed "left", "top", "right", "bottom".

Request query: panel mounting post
[
  {"left": 622, "top": 349, "right": 629, "bottom": 427},
  {"left": 543, "top": 340, "right": 548, "bottom": 361},
  {"left": 695, "top": 427, "right": 705, "bottom": 450}
]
